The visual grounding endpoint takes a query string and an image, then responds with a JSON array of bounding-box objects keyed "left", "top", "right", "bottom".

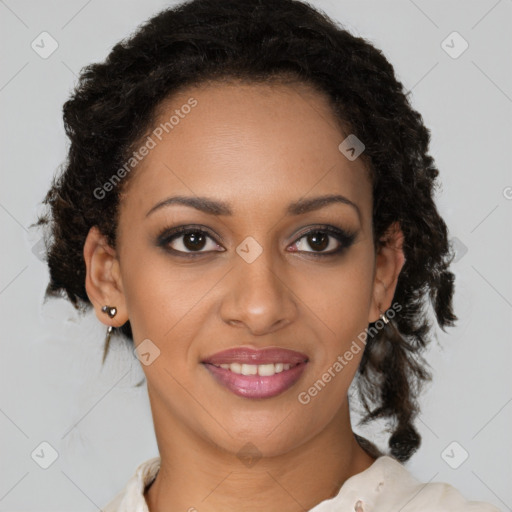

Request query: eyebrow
[{"left": 145, "top": 194, "right": 361, "bottom": 220}]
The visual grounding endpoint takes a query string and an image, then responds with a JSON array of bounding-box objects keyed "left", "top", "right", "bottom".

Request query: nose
[{"left": 219, "top": 247, "right": 299, "bottom": 336}]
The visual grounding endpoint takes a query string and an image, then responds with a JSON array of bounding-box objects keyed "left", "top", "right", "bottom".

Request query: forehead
[{"left": 119, "top": 80, "right": 372, "bottom": 222}]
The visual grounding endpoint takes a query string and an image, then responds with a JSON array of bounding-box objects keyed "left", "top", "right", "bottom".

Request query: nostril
[{"left": 354, "top": 500, "right": 365, "bottom": 511}]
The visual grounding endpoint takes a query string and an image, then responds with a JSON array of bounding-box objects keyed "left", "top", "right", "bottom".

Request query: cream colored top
[{"left": 102, "top": 455, "right": 500, "bottom": 511}]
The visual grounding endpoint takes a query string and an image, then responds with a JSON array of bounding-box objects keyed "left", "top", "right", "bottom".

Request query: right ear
[{"left": 83, "top": 226, "right": 129, "bottom": 328}]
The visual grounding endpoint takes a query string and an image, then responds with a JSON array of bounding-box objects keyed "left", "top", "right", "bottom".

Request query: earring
[
  {"left": 379, "top": 310, "right": 390, "bottom": 324},
  {"left": 101, "top": 305, "right": 117, "bottom": 318},
  {"left": 101, "top": 305, "right": 117, "bottom": 363}
]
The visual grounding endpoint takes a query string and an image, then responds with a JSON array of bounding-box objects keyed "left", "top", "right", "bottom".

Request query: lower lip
[{"left": 203, "top": 362, "right": 308, "bottom": 399}]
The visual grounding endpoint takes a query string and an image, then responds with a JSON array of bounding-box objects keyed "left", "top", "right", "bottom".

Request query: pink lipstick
[{"left": 202, "top": 347, "right": 308, "bottom": 399}]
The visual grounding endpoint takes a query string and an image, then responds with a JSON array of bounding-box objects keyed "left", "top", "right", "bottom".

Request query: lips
[{"left": 202, "top": 347, "right": 309, "bottom": 399}]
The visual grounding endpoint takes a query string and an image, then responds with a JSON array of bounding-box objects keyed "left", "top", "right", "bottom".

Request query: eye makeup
[{"left": 155, "top": 223, "right": 358, "bottom": 260}]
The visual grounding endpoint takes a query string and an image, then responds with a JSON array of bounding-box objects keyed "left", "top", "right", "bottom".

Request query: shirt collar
[{"left": 109, "top": 454, "right": 468, "bottom": 512}]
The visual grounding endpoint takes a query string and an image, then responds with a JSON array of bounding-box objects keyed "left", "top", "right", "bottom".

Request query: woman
[{"left": 36, "top": 0, "right": 500, "bottom": 510}]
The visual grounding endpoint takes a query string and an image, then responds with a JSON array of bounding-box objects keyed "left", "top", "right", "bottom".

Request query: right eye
[{"left": 157, "top": 225, "right": 224, "bottom": 256}]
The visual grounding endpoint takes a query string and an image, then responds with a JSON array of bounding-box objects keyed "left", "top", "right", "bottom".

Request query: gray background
[{"left": 1, "top": 0, "right": 511, "bottom": 510}]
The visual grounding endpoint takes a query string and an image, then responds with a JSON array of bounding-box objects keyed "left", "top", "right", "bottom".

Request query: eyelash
[{"left": 156, "top": 224, "right": 357, "bottom": 259}]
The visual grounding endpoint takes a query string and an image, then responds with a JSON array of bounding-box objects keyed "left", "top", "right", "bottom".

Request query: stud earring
[
  {"left": 379, "top": 311, "right": 390, "bottom": 324},
  {"left": 101, "top": 305, "right": 117, "bottom": 363},
  {"left": 101, "top": 305, "right": 117, "bottom": 318}
]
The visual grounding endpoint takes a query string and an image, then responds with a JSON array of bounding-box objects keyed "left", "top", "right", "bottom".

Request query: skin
[{"left": 83, "top": 80, "right": 405, "bottom": 511}]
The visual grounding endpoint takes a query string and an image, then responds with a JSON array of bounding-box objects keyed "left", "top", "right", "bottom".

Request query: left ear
[{"left": 368, "top": 221, "right": 406, "bottom": 323}]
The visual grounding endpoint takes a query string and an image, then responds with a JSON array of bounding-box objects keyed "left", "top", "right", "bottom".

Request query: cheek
[
  {"left": 298, "top": 249, "right": 375, "bottom": 332},
  {"left": 119, "top": 249, "right": 219, "bottom": 347},
  {"left": 293, "top": 250, "right": 374, "bottom": 400}
]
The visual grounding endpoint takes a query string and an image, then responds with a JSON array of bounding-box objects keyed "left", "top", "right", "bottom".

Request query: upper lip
[{"left": 202, "top": 347, "right": 309, "bottom": 365}]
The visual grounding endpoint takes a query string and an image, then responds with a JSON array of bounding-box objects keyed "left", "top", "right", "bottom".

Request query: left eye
[{"left": 290, "top": 228, "right": 353, "bottom": 255}]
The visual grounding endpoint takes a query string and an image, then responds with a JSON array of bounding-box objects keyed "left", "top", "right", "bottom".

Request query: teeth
[
  {"left": 214, "top": 362, "right": 295, "bottom": 375},
  {"left": 257, "top": 364, "right": 275, "bottom": 376},
  {"left": 230, "top": 362, "right": 242, "bottom": 374},
  {"left": 241, "top": 364, "right": 257, "bottom": 375}
]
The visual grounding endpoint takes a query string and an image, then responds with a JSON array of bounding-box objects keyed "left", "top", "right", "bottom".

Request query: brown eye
[
  {"left": 290, "top": 226, "right": 357, "bottom": 256},
  {"left": 180, "top": 231, "right": 208, "bottom": 251},
  {"left": 304, "top": 231, "right": 330, "bottom": 252},
  {"left": 157, "top": 226, "right": 223, "bottom": 255}
]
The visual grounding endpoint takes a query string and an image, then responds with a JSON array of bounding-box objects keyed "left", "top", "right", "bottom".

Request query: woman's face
[{"left": 87, "top": 80, "right": 404, "bottom": 458}]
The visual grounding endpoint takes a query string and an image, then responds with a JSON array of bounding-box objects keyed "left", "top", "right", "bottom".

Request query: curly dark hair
[{"left": 35, "top": 0, "right": 457, "bottom": 462}]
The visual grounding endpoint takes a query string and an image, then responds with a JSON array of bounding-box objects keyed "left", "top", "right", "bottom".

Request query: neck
[{"left": 144, "top": 396, "right": 375, "bottom": 512}]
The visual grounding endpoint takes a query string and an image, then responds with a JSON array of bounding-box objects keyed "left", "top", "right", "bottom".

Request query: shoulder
[
  {"left": 391, "top": 479, "right": 501, "bottom": 511},
  {"left": 312, "top": 456, "right": 500, "bottom": 511},
  {"left": 102, "top": 490, "right": 124, "bottom": 512},
  {"left": 357, "top": 456, "right": 501, "bottom": 512},
  {"left": 101, "top": 456, "right": 161, "bottom": 512}
]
